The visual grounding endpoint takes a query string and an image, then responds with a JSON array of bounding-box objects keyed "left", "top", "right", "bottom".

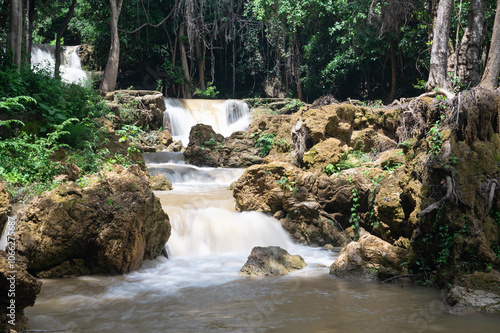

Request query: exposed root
[{"left": 417, "top": 176, "right": 454, "bottom": 217}]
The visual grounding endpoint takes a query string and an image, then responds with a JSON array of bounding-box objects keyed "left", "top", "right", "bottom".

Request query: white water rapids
[
  {"left": 163, "top": 98, "right": 250, "bottom": 146},
  {"left": 22, "top": 99, "right": 500, "bottom": 332},
  {"left": 31, "top": 44, "right": 88, "bottom": 84}
]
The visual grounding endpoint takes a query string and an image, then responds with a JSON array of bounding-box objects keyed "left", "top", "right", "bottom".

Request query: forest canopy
[{"left": 1, "top": 0, "right": 500, "bottom": 101}]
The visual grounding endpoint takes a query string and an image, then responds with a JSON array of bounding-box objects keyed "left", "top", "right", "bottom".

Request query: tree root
[{"left": 417, "top": 176, "right": 454, "bottom": 218}]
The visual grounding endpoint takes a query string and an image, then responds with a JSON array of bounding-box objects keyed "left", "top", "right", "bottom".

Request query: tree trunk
[
  {"left": 457, "top": 0, "right": 486, "bottom": 87},
  {"left": 100, "top": 0, "right": 124, "bottom": 92},
  {"left": 25, "top": 0, "right": 35, "bottom": 65},
  {"left": 195, "top": 37, "right": 205, "bottom": 90},
  {"left": 179, "top": 22, "right": 192, "bottom": 98},
  {"left": 7, "top": 0, "right": 23, "bottom": 71},
  {"left": 55, "top": 0, "right": 77, "bottom": 78},
  {"left": 426, "top": 0, "right": 454, "bottom": 92},
  {"left": 480, "top": 0, "right": 500, "bottom": 89},
  {"left": 388, "top": 44, "right": 397, "bottom": 102},
  {"left": 295, "top": 33, "right": 303, "bottom": 101}
]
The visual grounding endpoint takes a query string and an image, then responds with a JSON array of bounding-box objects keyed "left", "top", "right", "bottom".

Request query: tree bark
[
  {"left": 195, "top": 37, "right": 205, "bottom": 90},
  {"left": 426, "top": 0, "right": 454, "bottom": 92},
  {"left": 55, "top": 0, "right": 77, "bottom": 78},
  {"left": 179, "top": 22, "right": 192, "bottom": 98},
  {"left": 457, "top": 0, "right": 486, "bottom": 87},
  {"left": 7, "top": 0, "right": 23, "bottom": 71},
  {"left": 100, "top": 0, "right": 124, "bottom": 92},
  {"left": 388, "top": 44, "right": 397, "bottom": 102},
  {"left": 295, "top": 33, "right": 303, "bottom": 101},
  {"left": 480, "top": 0, "right": 500, "bottom": 89}
]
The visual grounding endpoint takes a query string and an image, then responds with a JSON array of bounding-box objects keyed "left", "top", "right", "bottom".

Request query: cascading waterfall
[
  {"left": 24, "top": 101, "right": 500, "bottom": 332},
  {"left": 31, "top": 44, "right": 88, "bottom": 84},
  {"left": 162, "top": 98, "right": 250, "bottom": 146}
]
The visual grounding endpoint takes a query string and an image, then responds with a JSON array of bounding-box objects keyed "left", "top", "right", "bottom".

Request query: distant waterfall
[
  {"left": 31, "top": 44, "right": 88, "bottom": 84},
  {"left": 163, "top": 98, "right": 250, "bottom": 146}
]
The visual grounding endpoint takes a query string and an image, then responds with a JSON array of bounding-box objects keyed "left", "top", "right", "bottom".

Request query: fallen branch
[{"left": 381, "top": 274, "right": 417, "bottom": 284}]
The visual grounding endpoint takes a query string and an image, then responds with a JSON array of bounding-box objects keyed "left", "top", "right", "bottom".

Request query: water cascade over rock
[
  {"left": 31, "top": 44, "right": 88, "bottom": 84},
  {"left": 163, "top": 98, "right": 250, "bottom": 146}
]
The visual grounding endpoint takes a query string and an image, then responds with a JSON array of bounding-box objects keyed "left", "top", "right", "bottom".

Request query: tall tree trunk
[
  {"left": 179, "top": 22, "right": 192, "bottom": 98},
  {"left": 25, "top": 0, "right": 35, "bottom": 65},
  {"left": 55, "top": 0, "right": 77, "bottom": 78},
  {"left": 388, "top": 44, "right": 397, "bottom": 102},
  {"left": 7, "top": 0, "right": 23, "bottom": 71},
  {"left": 195, "top": 37, "right": 205, "bottom": 90},
  {"left": 457, "top": 0, "right": 486, "bottom": 87},
  {"left": 480, "top": 0, "right": 500, "bottom": 89},
  {"left": 295, "top": 33, "right": 302, "bottom": 101},
  {"left": 100, "top": 0, "right": 124, "bottom": 92},
  {"left": 426, "top": 0, "right": 454, "bottom": 92}
]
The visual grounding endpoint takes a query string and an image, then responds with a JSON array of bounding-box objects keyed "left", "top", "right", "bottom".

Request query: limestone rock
[
  {"left": 0, "top": 183, "right": 11, "bottom": 234},
  {"left": 303, "top": 138, "right": 347, "bottom": 171},
  {"left": 0, "top": 252, "right": 42, "bottom": 332},
  {"left": 104, "top": 90, "right": 165, "bottom": 129},
  {"left": 159, "top": 130, "right": 173, "bottom": 147},
  {"left": 330, "top": 234, "right": 409, "bottom": 281},
  {"left": 446, "top": 270, "right": 500, "bottom": 314},
  {"left": 233, "top": 162, "right": 348, "bottom": 246},
  {"left": 150, "top": 174, "right": 173, "bottom": 191},
  {"left": 16, "top": 165, "right": 171, "bottom": 277},
  {"left": 446, "top": 286, "right": 500, "bottom": 314},
  {"left": 240, "top": 246, "right": 306, "bottom": 276}
]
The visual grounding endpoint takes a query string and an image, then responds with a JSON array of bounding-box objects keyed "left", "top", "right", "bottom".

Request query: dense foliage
[{"left": 1, "top": 0, "right": 497, "bottom": 101}]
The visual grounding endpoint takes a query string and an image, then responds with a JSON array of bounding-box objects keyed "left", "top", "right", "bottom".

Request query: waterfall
[
  {"left": 31, "top": 44, "right": 88, "bottom": 84},
  {"left": 163, "top": 98, "right": 250, "bottom": 146},
  {"left": 0, "top": 215, "right": 16, "bottom": 251}
]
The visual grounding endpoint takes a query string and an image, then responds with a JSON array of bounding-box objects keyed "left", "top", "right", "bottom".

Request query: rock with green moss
[
  {"left": 240, "top": 246, "right": 306, "bottom": 276},
  {"left": 16, "top": 165, "right": 171, "bottom": 277}
]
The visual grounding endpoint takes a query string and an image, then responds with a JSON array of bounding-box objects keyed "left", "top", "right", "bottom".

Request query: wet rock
[
  {"left": 330, "top": 234, "right": 409, "bottom": 281},
  {"left": 446, "top": 270, "right": 500, "bottom": 314},
  {"left": 16, "top": 165, "right": 171, "bottom": 277},
  {"left": 150, "top": 174, "right": 173, "bottom": 191},
  {"left": 0, "top": 183, "right": 11, "bottom": 234},
  {"left": 159, "top": 130, "right": 173, "bottom": 147},
  {"left": 0, "top": 251, "right": 42, "bottom": 332},
  {"left": 184, "top": 124, "right": 228, "bottom": 167},
  {"left": 233, "top": 162, "right": 348, "bottom": 246},
  {"left": 446, "top": 286, "right": 500, "bottom": 314},
  {"left": 240, "top": 246, "right": 306, "bottom": 276}
]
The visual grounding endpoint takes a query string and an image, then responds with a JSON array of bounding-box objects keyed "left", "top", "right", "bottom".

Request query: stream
[
  {"left": 25, "top": 158, "right": 500, "bottom": 332},
  {"left": 24, "top": 99, "right": 500, "bottom": 332}
]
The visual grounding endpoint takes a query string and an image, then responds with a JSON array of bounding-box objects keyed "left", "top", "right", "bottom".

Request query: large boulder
[
  {"left": 330, "top": 234, "right": 409, "bottom": 281},
  {"left": 233, "top": 162, "right": 349, "bottom": 246},
  {"left": 0, "top": 183, "right": 11, "bottom": 234},
  {"left": 16, "top": 165, "right": 171, "bottom": 277},
  {"left": 0, "top": 252, "right": 42, "bottom": 332},
  {"left": 240, "top": 246, "right": 306, "bottom": 276}
]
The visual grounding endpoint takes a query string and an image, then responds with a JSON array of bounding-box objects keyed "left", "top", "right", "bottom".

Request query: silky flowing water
[
  {"left": 25, "top": 160, "right": 500, "bottom": 332},
  {"left": 24, "top": 99, "right": 500, "bottom": 332}
]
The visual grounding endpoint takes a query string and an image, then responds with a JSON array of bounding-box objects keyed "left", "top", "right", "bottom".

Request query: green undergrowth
[{"left": 0, "top": 63, "right": 142, "bottom": 203}]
